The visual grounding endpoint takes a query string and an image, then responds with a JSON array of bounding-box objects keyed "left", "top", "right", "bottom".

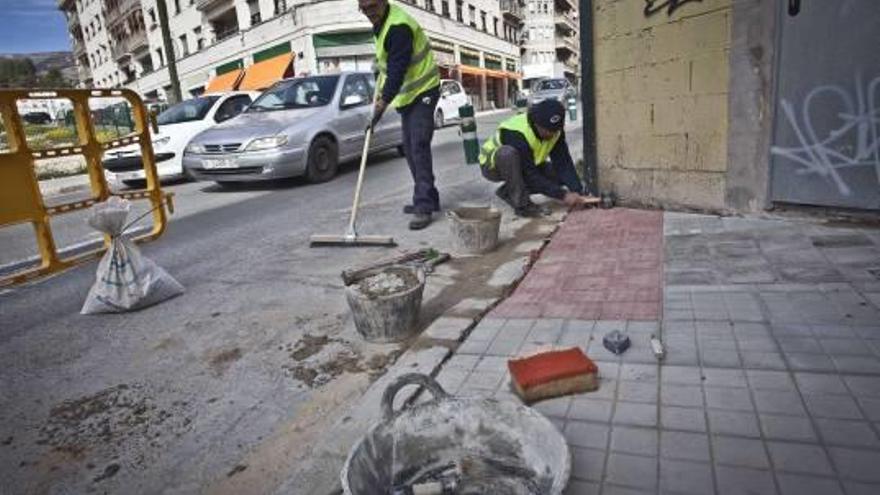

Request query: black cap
[{"left": 528, "top": 99, "right": 566, "bottom": 132}]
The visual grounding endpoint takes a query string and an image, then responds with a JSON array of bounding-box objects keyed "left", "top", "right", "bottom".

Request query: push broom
[{"left": 309, "top": 91, "right": 396, "bottom": 248}]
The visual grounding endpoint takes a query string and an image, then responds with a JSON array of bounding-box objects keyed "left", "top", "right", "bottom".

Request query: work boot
[
  {"left": 514, "top": 202, "right": 543, "bottom": 218},
  {"left": 495, "top": 184, "right": 518, "bottom": 210},
  {"left": 409, "top": 213, "right": 432, "bottom": 230},
  {"left": 403, "top": 204, "right": 440, "bottom": 214}
]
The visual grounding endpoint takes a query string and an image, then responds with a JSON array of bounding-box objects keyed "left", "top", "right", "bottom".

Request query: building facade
[
  {"left": 590, "top": 0, "right": 879, "bottom": 213},
  {"left": 59, "top": 0, "right": 524, "bottom": 110},
  {"left": 520, "top": 0, "right": 578, "bottom": 90}
]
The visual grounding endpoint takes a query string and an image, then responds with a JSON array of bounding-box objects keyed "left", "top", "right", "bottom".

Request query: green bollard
[
  {"left": 567, "top": 96, "right": 577, "bottom": 121},
  {"left": 459, "top": 103, "right": 479, "bottom": 165}
]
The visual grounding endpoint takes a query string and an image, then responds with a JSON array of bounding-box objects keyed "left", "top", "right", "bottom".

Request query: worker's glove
[{"left": 366, "top": 98, "right": 388, "bottom": 132}]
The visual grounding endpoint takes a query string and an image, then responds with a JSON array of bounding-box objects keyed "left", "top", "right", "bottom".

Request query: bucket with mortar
[
  {"left": 344, "top": 265, "right": 425, "bottom": 343},
  {"left": 447, "top": 206, "right": 502, "bottom": 255}
]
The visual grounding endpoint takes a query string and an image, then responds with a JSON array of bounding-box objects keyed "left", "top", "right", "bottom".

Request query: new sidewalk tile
[
  {"left": 570, "top": 447, "right": 606, "bottom": 482},
  {"left": 776, "top": 474, "right": 844, "bottom": 495},
  {"left": 708, "top": 410, "right": 761, "bottom": 438},
  {"left": 802, "top": 394, "right": 864, "bottom": 420},
  {"left": 661, "top": 383, "right": 705, "bottom": 408},
  {"left": 829, "top": 448, "right": 880, "bottom": 482},
  {"left": 568, "top": 397, "right": 613, "bottom": 423},
  {"left": 605, "top": 453, "right": 658, "bottom": 491},
  {"left": 766, "top": 441, "right": 834, "bottom": 475},
  {"left": 712, "top": 436, "right": 770, "bottom": 469},
  {"left": 564, "top": 420, "right": 610, "bottom": 450},
  {"left": 706, "top": 387, "right": 755, "bottom": 412},
  {"left": 715, "top": 465, "right": 777, "bottom": 495},
  {"left": 612, "top": 401, "right": 658, "bottom": 427},
  {"left": 759, "top": 414, "right": 818, "bottom": 442},
  {"left": 660, "top": 430, "right": 711, "bottom": 462},
  {"left": 814, "top": 418, "right": 880, "bottom": 448},
  {"left": 660, "top": 458, "right": 715, "bottom": 495},
  {"left": 661, "top": 406, "right": 708, "bottom": 433},
  {"left": 610, "top": 426, "right": 658, "bottom": 456},
  {"left": 752, "top": 390, "right": 807, "bottom": 416},
  {"left": 423, "top": 316, "right": 473, "bottom": 341},
  {"left": 563, "top": 480, "right": 600, "bottom": 495}
]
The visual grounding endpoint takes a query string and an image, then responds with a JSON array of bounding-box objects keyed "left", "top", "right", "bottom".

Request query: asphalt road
[{"left": 0, "top": 109, "right": 584, "bottom": 494}]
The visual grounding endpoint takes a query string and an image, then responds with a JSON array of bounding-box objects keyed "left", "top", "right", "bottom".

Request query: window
[
  {"left": 248, "top": 75, "right": 340, "bottom": 111},
  {"left": 493, "top": 17, "right": 498, "bottom": 36},
  {"left": 530, "top": 1, "right": 535, "bottom": 13},
  {"left": 543, "top": 2, "right": 548, "bottom": 13},
  {"left": 455, "top": 0, "right": 463, "bottom": 22},
  {"left": 195, "top": 27, "right": 205, "bottom": 50},
  {"left": 468, "top": 5, "right": 475, "bottom": 27},
  {"left": 157, "top": 96, "right": 220, "bottom": 125},
  {"left": 274, "top": 0, "right": 287, "bottom": 14},
  {"left": 173, "top": 0, "right": 181, "bottom": 15},
  {"left": 214, "top": 95, "right": 252, "bottom": 123},
  {"left": 179, "top": 34, "right": 188, "bottom": 56},
  {"left": 426, "top": 0, "right": 435, "bottom": 12},
  {"left": 340, "top": 75, "right": 371, "bottom": 107},
  {"left": 480, "top": 11, "right": 486, "bottom": 31},
  {"left": 248, "top": 0, "right": 261, "bottom": 24},
  {"left": 441, "top": 0, "right": 450, "bottom": 17},
  {"left": 156, "top": 48, "right": 164, "bottom": 67}
]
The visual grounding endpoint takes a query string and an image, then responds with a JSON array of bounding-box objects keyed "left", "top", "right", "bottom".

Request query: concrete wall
[{"left": 592, "top": 0, "right": 733, "bottom": 211}]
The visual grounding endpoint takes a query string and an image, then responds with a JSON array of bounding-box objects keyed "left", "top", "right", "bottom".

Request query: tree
[
  {"left": 40, "top": 69, "right": 70, "bottom": 88},
  {"left": 0, "top": 58, "right": 38, "bottom": 88}
]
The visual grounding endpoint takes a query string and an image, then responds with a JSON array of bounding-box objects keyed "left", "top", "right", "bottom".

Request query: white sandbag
[{"left": 81, "top": 197, "right": 183, "bottom": 314}]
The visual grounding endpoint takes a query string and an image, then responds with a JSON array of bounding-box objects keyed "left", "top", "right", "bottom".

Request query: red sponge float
[{"left": 508, "top": 347, "right": 599, "bottom": 403}]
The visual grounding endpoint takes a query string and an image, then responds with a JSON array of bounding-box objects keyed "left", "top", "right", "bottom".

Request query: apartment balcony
[
  {"left": 500, "top": 0, "right": 524, "bottom": 26},
  {"left": 112, "top": 31, "right": 149, "bottom": 62},
  {"left": 104, "top": 0, "right": 141, "bottom": 29},
  {"left": 554, "top": 13, "right": 577, "bottom": 35},
  {"left": 198, "top": 0, "right": 234, "bottom": 12},
  {"left": 554, "top": 0, "right": 575, "bottom": 14},
  {"left": 555, "top": 35, "right": 578, "bottom": 58}
]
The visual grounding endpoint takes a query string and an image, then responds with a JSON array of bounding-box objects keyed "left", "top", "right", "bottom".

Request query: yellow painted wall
[{"left": 593, "top": 0, "right": 732, "bottom": 210}]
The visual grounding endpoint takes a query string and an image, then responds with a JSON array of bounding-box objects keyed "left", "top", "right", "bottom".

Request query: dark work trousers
[
  {"left": 480, "top": 145, "right": 561, "bottom": 208},
  {"left": 399, "top": 92, "right": 440, "bottom": 214}
]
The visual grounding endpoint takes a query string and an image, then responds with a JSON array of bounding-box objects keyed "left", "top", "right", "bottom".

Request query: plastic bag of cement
[{"left": 81, "top": 197, "right": 183, "bottom": 314}]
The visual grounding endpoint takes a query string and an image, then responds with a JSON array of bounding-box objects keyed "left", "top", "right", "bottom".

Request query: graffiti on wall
[
  {"left": 643, "top": 0, "right": 702, "bottom": 17},
  {"left": 771, "top": 74, "right": 880, "bottom": 196}
]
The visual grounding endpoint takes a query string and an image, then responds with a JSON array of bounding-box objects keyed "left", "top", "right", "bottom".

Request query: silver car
[
  {"left": 528, "top": 78, "right": 577, "bottom": 106},
  {"left": 183, "top": 72, "right": 403, "bottom": 185}
]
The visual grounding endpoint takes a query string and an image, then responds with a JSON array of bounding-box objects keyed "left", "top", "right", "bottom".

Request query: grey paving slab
[
  {"left": 661, "top": 365, "right": 703, "bottom": 385},
  {"left": 661, "top": 383, "right": 705, "bottom": 408},
  {"left": 563, "top": 480, "right": 600, "bottom": 495},
  {"left": 715, "top": 465, "right": 778, "bottom": 495},
  {"left": 843, "top": 481, "right": 880, "bottom": 495},
  {"left": 610, "top": 426, "right": 658, "bottom": 456},
  {"left": 602, "top": 484, "right": 655, "bottom": 495},
  {"left": 814, "top": 418, "right": 880, "bottom": 448},
  {"left": 565, "top": 420, "right": 611, "bottom": 450},
  {"left": 829, "top": 447, "right": 880, "bottom": 482},
  {"left": 568, "top": 398, "right": 614, "bottom": 423},
  {"left": 803, "top": 394, "right": 865, "bottom": 420},
  {"left": 708, "top": 410, "right": 762, "bottom": 438},
  {"left": 701, "top": 348, "right": 744, "bottom": 368},
  {"left": 844, "top": 375, "right": 880, "bottom": 397},
  {"left": 702, "top": 368, "right": 748, "bottom": 388},
  {"left": 659, "top": 458, "right": 715, "bottom": 495},
  {"left": 534, "top": 396, "right": 573, "bottom": 419},
  {"left": 776, "top": 474, "right": 845, "bottom": 495},
  {"left": 740, "top": 351, "right": 788, "bottom": 370},
  {"left": 856, "top": 397, "right": 880, "bottom": 421},
  {"left": 613, "top": 402, "right": 658, "bottom": 428},
  {"left": 752, "top": 390, "right": 807, "bottom": 416},
  {"left": 712, "top": 435, "right": 770, "bottom": 469},
  {"left": 467, "top": 318, "right": 505, "bottom": 342},
  {"left": 794, "top": 373, "right": 850, "bottom": 395},
  {"left": 618, "top": 381, "right": 659, "bottom": 404},
  {"left": 746, "top": 370, "right": 797, "bottom": 391},
  {"left": 423, "top": 316, "right": 474, "bottom": 341},
  {"left": 619, "top": 363, "right": 659, "bottom": 382},
  {"left": 786, "top": 352, "right": 837, "bottom": 372},
  {"left": 832, "top": 355, "right": 880, "bottom": 374},
  {"left": 706, "top": 387, "right": 755, "bottom": 412},
  {"left": 570, "top": 447, "right": 606, "bottom": 482},
  {"left": 766, "top": 441, "right": 835, "bottom": 476},
  {"left": 605, "top": 453, "right": 658, "bottom": 491},
  {"left": 660, "top": 430, "right": 711, "bottom": 462},
  {"left": 473, "top": 355, "right": 509, "bottom": 373},
  {"left": 661, "top": 406, "right": 708, "bottom": 433},
  {"left": 759, "top": 414, "right": 818, "bottom": 442}
]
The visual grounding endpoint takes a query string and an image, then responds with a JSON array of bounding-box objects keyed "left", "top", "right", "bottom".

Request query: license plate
[{"left": 202, "top": 158, "right": 237, "bottom": 170}]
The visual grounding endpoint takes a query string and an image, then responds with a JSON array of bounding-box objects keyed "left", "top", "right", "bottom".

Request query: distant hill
[{"left": 0, "top": 51, "right": 77, "bottom": 81}]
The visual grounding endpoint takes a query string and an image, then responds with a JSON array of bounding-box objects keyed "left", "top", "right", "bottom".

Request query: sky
[{"left": 0, "top": 0, "right": 71, "bottom": 55}]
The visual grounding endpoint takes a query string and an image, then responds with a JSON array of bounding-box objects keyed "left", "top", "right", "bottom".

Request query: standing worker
[
  {"left": 358, "top": 0, "right": 441, "bottom": 230},
  {"left": 478, "top": 99, "right": 594, "bottom": 216}
]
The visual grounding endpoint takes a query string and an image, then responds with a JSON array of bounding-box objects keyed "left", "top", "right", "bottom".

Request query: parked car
[
  {"left": 434, "top": 79, "right": 469, "bottom": 128},
  {"left": 102, "top": 91, "right": 258, "bottom": 186},
  {"left": 183, "top": 72, "right": 403, "bottom": 185},
  {"left": 22, "top": 112, "right": 53, "bottom": 125},
  {"left": 527, "top": 78, "right": 577, "bottom": 106}
]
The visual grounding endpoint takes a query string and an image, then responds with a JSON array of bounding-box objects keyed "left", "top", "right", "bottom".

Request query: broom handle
[{"left": 346, "top": 89, "right": 381, "bottom": 237}]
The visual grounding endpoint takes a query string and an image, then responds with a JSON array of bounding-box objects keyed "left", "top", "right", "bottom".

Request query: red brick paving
[{"left": 492, "top": 208, "right": 664, "bottom": 320}]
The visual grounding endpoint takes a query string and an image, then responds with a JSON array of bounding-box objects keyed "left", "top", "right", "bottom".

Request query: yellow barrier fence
[{"left": 0, "top": 88, "right": 174, "bottom": 287}]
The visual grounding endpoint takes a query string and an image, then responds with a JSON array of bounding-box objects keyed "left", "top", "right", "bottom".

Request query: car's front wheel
[{"left": 305, "top": 136, "right": 339, "bottom": 183}]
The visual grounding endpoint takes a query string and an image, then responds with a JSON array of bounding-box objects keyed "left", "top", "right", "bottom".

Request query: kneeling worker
[{"left": 479, "top": 99, "right": 594, "bottom": 216}]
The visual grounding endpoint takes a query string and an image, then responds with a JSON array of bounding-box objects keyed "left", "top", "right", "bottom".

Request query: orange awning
[
  {"left": 458, "top": 65, "right": 487, "bottom": 76},
  {"left": 205, "top": 69, "right": 244, "bottom": 93},
  {"left": 505, "top": 72, "right": 522, "bottom": 80},
  {"left": 238, "top": 53, "right": 295, "bottom": 91}
]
